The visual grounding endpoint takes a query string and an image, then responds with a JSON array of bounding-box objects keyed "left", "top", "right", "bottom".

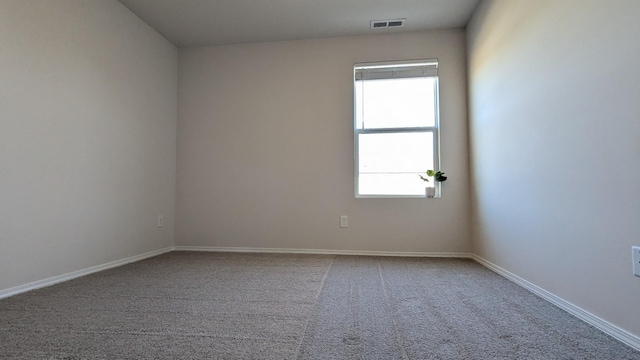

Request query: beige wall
[
  {"left": 0, "top": 0, "right": 177, "bottom": 292},
  {"left": 176, "top": 30, "right": 471, "bottom": 253},
  {"left": 467, "top": 0, "right": 640, "bottom": 337}
]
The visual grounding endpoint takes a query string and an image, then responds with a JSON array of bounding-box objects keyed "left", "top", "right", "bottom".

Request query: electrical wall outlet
[
  {"left": 633, "top": 246, "right": 640, "bottom": 277},
  {"left": 340, "top": 215, "right": 348, "bottom": 228},
  {"left": 157, "top": 215, "right": 164, "bottom": 228}
]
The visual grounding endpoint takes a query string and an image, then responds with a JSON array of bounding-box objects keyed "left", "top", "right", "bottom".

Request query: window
[{"left": 354, "top": 60, "right": 440, "bottom": 198}]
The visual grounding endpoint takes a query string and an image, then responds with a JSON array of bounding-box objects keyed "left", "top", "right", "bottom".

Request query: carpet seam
[
  {"left": 377, "top": 257, "right": 411, "bottom": 360},
  {"left": 293, "top": 254, "right": 335, "bottom": 359},
  {"left": 343, "top": 256, "right": 365, "bottom": 359}
]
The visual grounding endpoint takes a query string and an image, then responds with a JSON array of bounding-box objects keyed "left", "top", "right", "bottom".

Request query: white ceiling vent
[{"left": 370, "top": 19, "right": 406, "bottom": 29}]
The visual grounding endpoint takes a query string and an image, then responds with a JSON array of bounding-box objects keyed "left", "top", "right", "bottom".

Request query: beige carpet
[{"left": 1, "top": 252, "right": 638, "bottom": 359}]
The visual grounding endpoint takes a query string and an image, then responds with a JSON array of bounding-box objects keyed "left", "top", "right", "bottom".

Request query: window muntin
[{"left": 354, "top": 60, "right": 440, "bottom": 198}]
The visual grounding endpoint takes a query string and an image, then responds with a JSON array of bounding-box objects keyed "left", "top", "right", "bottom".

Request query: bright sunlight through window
[{"left": 354, "top": 60, "right": 440, "bottom": 197}]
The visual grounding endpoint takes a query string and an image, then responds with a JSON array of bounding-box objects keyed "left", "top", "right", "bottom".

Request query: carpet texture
[{"left": 0, "top": 252, "right": 638, "bottom": 359}]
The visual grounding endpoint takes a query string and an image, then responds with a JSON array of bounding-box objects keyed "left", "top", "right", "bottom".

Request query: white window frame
[{"left": 354, "top": 59, "right": 441, "bottom": 198}]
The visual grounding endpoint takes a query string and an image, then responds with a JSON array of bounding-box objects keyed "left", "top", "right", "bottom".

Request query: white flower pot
[{"left": 426, "top": 187, "right": 436, "bottom": 198}]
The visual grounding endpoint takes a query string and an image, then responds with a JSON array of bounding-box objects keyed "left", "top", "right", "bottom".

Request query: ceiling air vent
[{"left": 370, "top": 18, "right": 405, "bottom": 29}]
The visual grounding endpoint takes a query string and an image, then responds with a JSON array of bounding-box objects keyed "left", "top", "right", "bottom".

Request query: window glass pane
[
  {"left": 359, "top": 174, "right": 429, "bottom": 196},
  {"left": 355, "top": 77, "right": 436, "bottom": 129},
  {"left": 358, "top": 132, "right": 434, "bottom": 196}
]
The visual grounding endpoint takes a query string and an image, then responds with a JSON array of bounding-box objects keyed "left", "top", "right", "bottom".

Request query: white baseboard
[
  {"left": 174, "top": 245, "right": 473, "bottom": 258},
  {"left": 0, "top": 247, "right": 174, "bottom": 300},
  {"left": 472, "top": 254, "right": 640, "bottom": 352}
]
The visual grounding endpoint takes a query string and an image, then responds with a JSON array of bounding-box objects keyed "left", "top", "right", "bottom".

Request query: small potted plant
[
  {"left": 419, "top": 170, "right": 447, "bottom": 197},
  {"left": 420, "top": 170, "right": 447, "bottom": 182}
]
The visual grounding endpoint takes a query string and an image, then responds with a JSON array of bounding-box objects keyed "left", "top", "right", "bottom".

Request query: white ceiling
[{"left": 117, "top": 0, "right": 480, "bottom": 47}]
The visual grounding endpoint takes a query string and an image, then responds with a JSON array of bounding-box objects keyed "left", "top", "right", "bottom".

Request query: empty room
[{"left": 1, "top": 0, "right": 639, "bottom": 358}]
